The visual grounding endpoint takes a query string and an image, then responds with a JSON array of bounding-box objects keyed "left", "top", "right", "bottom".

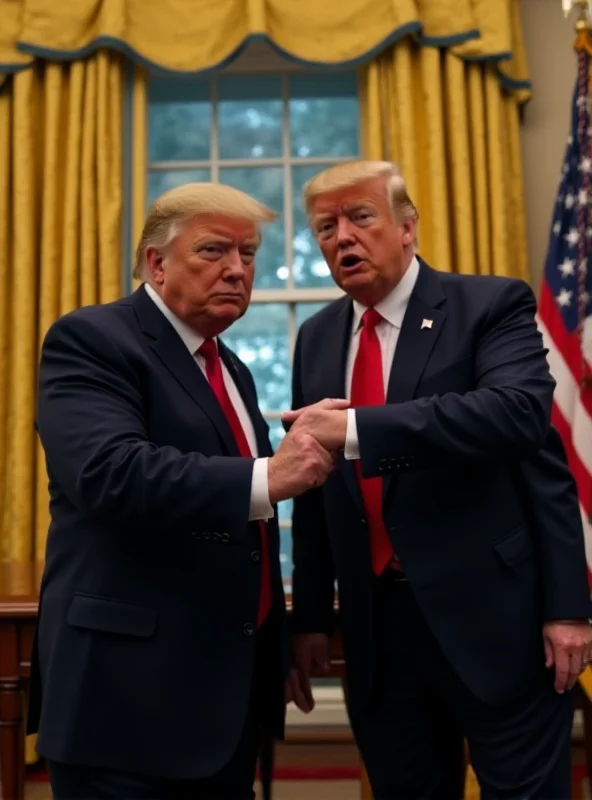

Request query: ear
[
  {"left": 401, "top": 219, "right": 416, "bottom": 245},
  {"left": 145, "top": 246, "right": 166, "bottom": 284}
]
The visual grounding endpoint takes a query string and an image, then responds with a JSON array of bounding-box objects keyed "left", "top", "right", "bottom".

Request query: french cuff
[
  {"left": 344, "top": 408, "right": 360, "bottom": 460},
  {"left": 249, "top": 457, "right": 274, "bottom": 521}
]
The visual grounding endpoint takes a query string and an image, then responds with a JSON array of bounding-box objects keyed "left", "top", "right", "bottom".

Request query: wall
[{"left": 520, "top": 0, "right": 577, "bottom": 292}]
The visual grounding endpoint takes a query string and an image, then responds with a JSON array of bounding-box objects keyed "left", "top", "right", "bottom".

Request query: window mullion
[
  {"left": 210, "top": 77, "right": 219, "bottom": 182},
  {"left": 281, "top": 73, "right": 295, "bottom": 293}
]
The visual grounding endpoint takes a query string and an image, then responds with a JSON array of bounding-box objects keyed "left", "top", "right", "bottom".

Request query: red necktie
[
  {"left": 350, "top": 309, "right": 399, "bottom": 575},
  {"left": 198, "top": 339, "right": 272, "bottom": 627}
]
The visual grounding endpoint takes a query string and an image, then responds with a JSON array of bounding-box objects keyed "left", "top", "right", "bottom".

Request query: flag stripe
[
  {"left": 540, "top": 283, "right": 592, "bottom": 421},
  {"left": 538, "top": 317, "right": 592, "bottom": 486}
]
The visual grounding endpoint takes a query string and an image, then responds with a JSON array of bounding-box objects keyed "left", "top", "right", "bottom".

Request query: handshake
[{"left": 267, "top": 398, "right": 351, "bottom": 505}]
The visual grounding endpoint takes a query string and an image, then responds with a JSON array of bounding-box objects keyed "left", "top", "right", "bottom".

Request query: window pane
[
  {"left": 295, "top": 302, "right": 329, "bottom": 329},
  {"left": 289, "top": 73, "right": 359, "bottom": 158},
  {"left": 267, "top": 420, "right": 292, "bottom": 523},
  {"left": 280, "top": 528, "right": 292, "bottom": 589},
  {"left": 220, "top": 303, "right": 290, "bottom": 411},
  {"left": 147, "top": 169, "right": 211, "bottom": 208},
  {"left": 292, "top": 164, "right": 334, "bottom": 288},
  {"left": 219, "top": 167, "right": 285, "bottom": 289},
  {"left": 148, "top": 79, "right": 211, "bottom": 162},
  {"left": 218, "top": 75, "right": 282, "bottom": 160}
]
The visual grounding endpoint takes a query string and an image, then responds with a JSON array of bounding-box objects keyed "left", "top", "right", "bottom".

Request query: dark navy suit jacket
[
  {"left": 28, "top": 286, "right": 288, "bottom": 779},
  {"left": 290, "top": 259, "right": 591, "bottom": 711}
]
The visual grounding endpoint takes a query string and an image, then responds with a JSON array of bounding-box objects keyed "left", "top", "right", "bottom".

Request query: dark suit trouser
[
  {"left": 47, "top": 621, "right": 274, "bottom": 800},
  {"left": 349, "top": 575, "right": 573, "bottom": 800}
]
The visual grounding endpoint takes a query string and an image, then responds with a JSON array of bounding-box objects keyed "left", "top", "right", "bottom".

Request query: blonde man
[
  {"left": 283, "top": 161, "right": 592, "bottom": 799},
  {"left": 30, "top": 182, "right": 340, "bottom": 800}
]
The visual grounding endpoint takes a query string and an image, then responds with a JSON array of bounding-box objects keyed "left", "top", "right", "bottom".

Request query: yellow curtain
[
  {"left": 360, "top": 37, "right": 529, "bottom": 281},
  {"left": 131, "top": 65, "right": 147, "bottom": 292},
  {"left": 0, "top": 49, "right": 124, "bottom": 565}
]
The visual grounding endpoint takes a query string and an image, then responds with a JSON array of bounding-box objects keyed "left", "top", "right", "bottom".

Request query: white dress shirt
[
  {"left": 144, "top": 284, "right": 273, "bottom": 521},
  {"left": 344, "top": 256, "right": 420, "bottom": 459}
]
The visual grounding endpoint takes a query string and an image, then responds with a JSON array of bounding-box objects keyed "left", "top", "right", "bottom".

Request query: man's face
[
  {"left": 309, "top": 176, "right": 416, "bottom": 305},
  {"left": 147, "top": 214, "right": 258, "bottom": 338}
]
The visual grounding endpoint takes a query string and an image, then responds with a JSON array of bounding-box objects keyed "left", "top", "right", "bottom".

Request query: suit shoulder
[
  {"left": 437, "top": 271, "right": 535, "bottom": 308},
  {"left": 43, "top": 296, "right": 133, "bottom": 346},
  {"left": 438, "top": 270, "right": 530, "bottom": 293}
]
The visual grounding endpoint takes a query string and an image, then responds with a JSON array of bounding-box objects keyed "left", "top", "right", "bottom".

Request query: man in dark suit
[
  {"left": 283, "top": 161, "right": 592, "bottom": 799},
  {"left": 30, "top": 182, "right": 339, "bottom": 800}
]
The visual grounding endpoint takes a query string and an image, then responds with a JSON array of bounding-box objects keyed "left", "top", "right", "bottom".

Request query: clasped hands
[{"left": 267, "top": 398, "right": 350, "bottom": 506}]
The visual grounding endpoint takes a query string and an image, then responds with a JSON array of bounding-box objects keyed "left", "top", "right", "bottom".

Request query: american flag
[{"left": 537, "top": 50, "right": 592, "bottom": 581}]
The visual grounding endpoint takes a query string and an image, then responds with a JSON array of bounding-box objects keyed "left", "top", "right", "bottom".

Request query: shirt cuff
[
  {"left": 344, "top": 408, "right": 360, "bottom": 460},
  {"left": 249, "top": 457, "right": 274, "bottom": 521}
]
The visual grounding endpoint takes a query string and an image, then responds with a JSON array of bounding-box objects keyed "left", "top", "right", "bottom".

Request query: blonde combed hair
[
  {"left": 303, "top": 160, "right": 419, "bottom": 224},
  {"left": 133, "top": 182, "right": 277, "bottom": 280}
]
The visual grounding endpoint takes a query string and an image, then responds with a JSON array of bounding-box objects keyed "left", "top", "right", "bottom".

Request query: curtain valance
[{"left": 0, "top": 0, "right": 530, "bottom": 97}]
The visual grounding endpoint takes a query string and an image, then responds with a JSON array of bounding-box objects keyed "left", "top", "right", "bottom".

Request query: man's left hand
[
  {"left": 543, "top": 619, "right": 592, "bottom": 693},
  {"left": 282, "top": 400, "right": 349, "bottom": 452}
]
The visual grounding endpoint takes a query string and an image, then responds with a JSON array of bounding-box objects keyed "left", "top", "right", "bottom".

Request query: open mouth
[{"left": 341, "top": 254, "right": 364, "bottom": 268}]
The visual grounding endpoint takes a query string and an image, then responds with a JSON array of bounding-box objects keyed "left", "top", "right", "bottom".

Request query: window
[{"left": 146, "top": 65, "right": 360, "bottom": 586}]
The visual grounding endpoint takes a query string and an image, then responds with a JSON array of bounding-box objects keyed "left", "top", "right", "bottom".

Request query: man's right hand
[
  {"left": 268, "top": 399, "right": 349, "bottom": 503},
  {"left": 289, "top": 634, "right": 331, "bottom": 713}
]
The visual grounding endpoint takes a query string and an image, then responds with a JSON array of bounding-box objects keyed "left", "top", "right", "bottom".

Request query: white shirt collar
[
  {"left": 351, "top": 255, "right": 420, "bottom": 332},
  {"left": 144, "top": 283, "right": 212, "bottom": 355}
]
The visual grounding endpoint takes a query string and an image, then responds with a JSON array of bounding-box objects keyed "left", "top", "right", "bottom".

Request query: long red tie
[
  {"left": 198, "top": 339, "right": 272, "bottom": 627},
  {"left": 350, "top": 308, "right": 399, "bottom": 575}
]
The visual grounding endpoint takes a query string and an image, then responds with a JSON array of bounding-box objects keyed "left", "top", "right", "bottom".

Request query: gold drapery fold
[
  {"left": 0, "top": 0, "right": 529, "bottom": 96},
  {"left": 360, "top": 38, "right": 529, "bottom": 281},
  {"left": 131, "top": 64, "right": 147, "bottom": 292},
  {"left": 0, "top": 49, "right": 124, "bottom": 565}
]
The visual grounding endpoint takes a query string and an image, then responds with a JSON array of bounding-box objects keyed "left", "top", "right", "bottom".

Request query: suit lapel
[
  {"left": 386, "top": 302, "right": 446, "bottom": 404},
  {"left": 131, "top": 286, "right": 240, "bottom": 456},
  {"left": 382, "top": 260, "right": 447, "bottom": 498},
  {"left": 219, "top": 341, "right": 272, "bottom": 458}
]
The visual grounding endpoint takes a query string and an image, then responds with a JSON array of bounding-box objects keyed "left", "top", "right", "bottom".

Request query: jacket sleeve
[
  {"left": 36, "top": 312, "right": 254, "bottom": 538},
  {"left": 356, "top": 280, "right": 556, "bottom": 476},
  {"left": 516, "top": 426, "right": 592, "bottom": 620},
  {"left": 289, "top": 327, "right": 337, "bottom": 635}
]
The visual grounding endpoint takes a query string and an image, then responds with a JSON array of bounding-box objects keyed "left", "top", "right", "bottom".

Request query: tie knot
[
  {"left": 362, "top": 308, "right": 382, "bottom": 331},
  {"left": 198, "top": 338, "right": 218, "bottom": 364}
]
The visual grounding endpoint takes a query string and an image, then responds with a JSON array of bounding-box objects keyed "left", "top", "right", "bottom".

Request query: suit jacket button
[
  {"left": 250, "top": 550, "right": 261, "bottom": 563},
  {"left": 243, "top": 623, "right": 255, "bottom": 636},
  {"left": 361, "top": 518, "right": 366, "bottom": 525}
]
